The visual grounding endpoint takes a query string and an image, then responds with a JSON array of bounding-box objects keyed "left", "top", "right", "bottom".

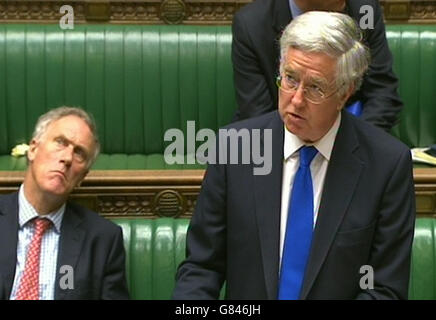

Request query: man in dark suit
[
  {"left": 232, "top": 0, "right": 403, "bottom": 131},
  {"left": 0, "top": 106, "right": 129, "bottom": 300},
  {"left": 173, "top": 12, "right": 415, "bottom": 299}
]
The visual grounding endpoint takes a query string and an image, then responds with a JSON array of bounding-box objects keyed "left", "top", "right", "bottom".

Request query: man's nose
[
  {"left": 291, "top": 83, "right": 305, "bottom": 107},
  {"left": 60, "top": 145, "right": 73, "bottom": 165}
]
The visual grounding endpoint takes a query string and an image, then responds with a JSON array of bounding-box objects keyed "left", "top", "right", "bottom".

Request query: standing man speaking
[{"left": 173, "top": 12, "right": 415, "bottom": 300}]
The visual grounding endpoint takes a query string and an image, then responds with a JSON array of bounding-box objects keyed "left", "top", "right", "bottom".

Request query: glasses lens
[
  {"left": 277, "top": 76, "right": 297, "bottom": 93},
  {"left": 305, "top": 87, "right": 324, "bottom": 103},
  {"left": 277, "top": 75, "right": 336, "bottom": 104}
]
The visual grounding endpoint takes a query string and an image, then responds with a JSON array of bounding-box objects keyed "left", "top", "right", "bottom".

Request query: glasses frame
[{"left": 276, "top": 74, "right": 341, "bottom": 104}]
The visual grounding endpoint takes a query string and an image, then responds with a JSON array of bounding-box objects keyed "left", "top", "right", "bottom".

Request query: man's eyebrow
[
  {"left": 56, "top": 134, "right": 88, "bottom": 154},
  {"left": 283, "top": 67, "right": 328, "bottom": 85},
  {"left": 309, "top": 76, "right": 329, "bottom": 86},
  {"left": 283, "top": 66, "right": 298, "bottom": 74}
]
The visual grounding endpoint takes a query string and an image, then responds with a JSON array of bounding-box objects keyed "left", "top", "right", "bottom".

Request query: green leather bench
[
  {"left": 112, "top": 218, "right": 189, "bottom": 299},
  {"left": 113, "top": 217, "right": 435, "bottom": 300},
  {"left": 388, "top": 25, "right": 436, "bottom": 147},
  {"left": 0, "top": 24, "right": 236, "bottom": 170},
  {"left": 408, "top": 218, "right": 436, "bottom": 300},
  {"left": 0, "top": 24, "right": 436, "bottom": 170}
]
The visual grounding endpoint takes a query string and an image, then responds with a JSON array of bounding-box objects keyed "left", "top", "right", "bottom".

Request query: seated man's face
[
  {"left": 296, "top": 0, "right": 346, "bottom": 12},
  {"left": 27, "top": 115, "right": 95, "bottom": 199},
  {"left": 278, "top": 48, "right": 351, "bottom": 143}
]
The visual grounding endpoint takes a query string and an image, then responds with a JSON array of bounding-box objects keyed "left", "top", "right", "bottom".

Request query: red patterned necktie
[{"left": 15, "top": 218, "right": 52, "bottom": 300}]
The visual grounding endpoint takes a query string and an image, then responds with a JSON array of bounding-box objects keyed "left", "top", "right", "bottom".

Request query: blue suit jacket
[
  {"left": 173, "top": 110, "right": 415, "bottom": 299},
  {"left": 0, "top": 192, "right": 129, "bottom": 300}
]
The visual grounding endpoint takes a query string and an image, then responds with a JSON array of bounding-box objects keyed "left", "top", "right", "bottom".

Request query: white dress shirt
[
  {"left": 10, "top": 185, "right": 65, "bottom": 300},
  {"left": 279, "top": 113, "right": 341, "bottom": 264}
]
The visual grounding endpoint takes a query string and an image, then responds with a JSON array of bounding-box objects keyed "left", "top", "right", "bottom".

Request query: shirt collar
[
  {"left": 289, "top": 0, "right": 304, "bottom": 18},
  {"left": 283, "top": 112, "right": 341, "bottom": 161},
  {"left": 18, "top": 184, "right": 65, "bottom": 233}
]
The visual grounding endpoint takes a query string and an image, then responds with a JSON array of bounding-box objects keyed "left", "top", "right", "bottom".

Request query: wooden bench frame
[
  {"left": 0, "top": 1, "right": 435, "bottom": 25},
  {"left": 1, "top": 168, "right": 435, "bottom": 218}
]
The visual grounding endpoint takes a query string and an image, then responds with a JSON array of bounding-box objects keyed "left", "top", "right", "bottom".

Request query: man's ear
[{"left": 27, "top": 139, "right": 38, "bottom": 162}]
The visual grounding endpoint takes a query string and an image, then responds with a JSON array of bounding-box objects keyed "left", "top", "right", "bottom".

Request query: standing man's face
[
  {"left": 295, "top": 0, "right": 346, "bottom": 12},
  {"left": 278, "top": 48, "right": 352, "bottom": 143},
  {"left": 26, "top": 115, "right": 95, "bottom": 201}
]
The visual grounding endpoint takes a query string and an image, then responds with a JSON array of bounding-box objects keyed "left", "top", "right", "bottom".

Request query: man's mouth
[
  {"left": 290, "top": 112, "right": 304, "bottom": 120},
  {"left": 51, "top": 170, "right": 67, "bottom": 180}
]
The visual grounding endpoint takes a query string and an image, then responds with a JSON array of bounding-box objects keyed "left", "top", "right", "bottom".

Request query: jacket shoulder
[
  {"left": 224, "top": 111, "right": 281, "bottom": 131},
  {"left": 66, "top": 201, "right": 121, "bottom": 234},
  {"left": 347, "top": 114, "right": 410, "bottom": 158}
]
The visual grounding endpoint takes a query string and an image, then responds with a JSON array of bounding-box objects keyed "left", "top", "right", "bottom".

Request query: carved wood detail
[
  {"left": 1, "top": 168, "right": 436, "bottom": 218},
  {"left": 0, "top": 170, "right": 203, "bottom": 219},
  {"left": 1, "top": 1, "right": 435, "bottom": 24},
  {"left": 0, "top": 0, "right": 251, "bottom": 24}
]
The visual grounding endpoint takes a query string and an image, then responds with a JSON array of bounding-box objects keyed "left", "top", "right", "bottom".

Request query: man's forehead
[
  {"left": 283, "top": 48, "right": 336, "bottom": 80},
  {"left": 45, "top": 116, "right": 94, "bottom": 145},
  {"left": 48, "top": 115, "right": 90, "bottom": 133}
]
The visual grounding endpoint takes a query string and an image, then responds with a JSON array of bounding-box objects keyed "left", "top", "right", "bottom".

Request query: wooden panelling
[
  {"left": 0, "top": 0, "right": 251, "bottom": 25},
  {"left": 1, "top": 1, "right": 435, "bottom": 24},
  {"left": 0, "top": 170, "right": 204, "bottom": 218},
  {"left": 1, "top": 168, "right": 436, "bottom": 218}
]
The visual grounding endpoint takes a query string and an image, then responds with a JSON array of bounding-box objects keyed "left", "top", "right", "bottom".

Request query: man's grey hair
[
  {"left": 280, "top": 11, "right": 370, "bottom": 96},
  {"left": 31, "top": 106, "right": 100, "bottom": 168}
]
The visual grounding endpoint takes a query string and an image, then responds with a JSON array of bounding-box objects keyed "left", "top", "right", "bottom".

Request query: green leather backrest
[
  {"left": 409, "top": 218, "right": 436, "bottom": 300},
  {"left": 387, "top": 25, "right": 436, "bottom": 147},
  {"left": 0, "top": 24, "right": 236, "bottom": 155},
  {"left": 112, "top": 217, "right": 433, "bottom": 300},
  {"left": 0, "top": 24, "right": 435, "bottom": 157},
  {"left": 111, "top": 217, "right": 189, "bottom": 300}
]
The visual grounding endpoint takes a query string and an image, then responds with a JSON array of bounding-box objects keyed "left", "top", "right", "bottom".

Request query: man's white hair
[{"left": 280, "top": 11, "right": 370, "bottom": 96}]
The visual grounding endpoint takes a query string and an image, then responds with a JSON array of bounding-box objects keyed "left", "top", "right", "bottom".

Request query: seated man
[
  {"left": 173, "top": 12, "right": 415, "bottom": 299},
  {"left": 232, "top": 0, "right": 403, "bottom": 131},
  {"left": 0, "top": 106, "right": 129, "bottom": 300}
]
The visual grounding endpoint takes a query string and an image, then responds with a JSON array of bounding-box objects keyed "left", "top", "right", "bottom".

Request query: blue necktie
[{"left": 279, "top": 146, "right": 318, "bottom": 300}]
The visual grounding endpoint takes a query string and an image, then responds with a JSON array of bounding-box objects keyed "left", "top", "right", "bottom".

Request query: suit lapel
[
  {"left": 54, "top": 203, "right": 86, "bottom": 300},
  {"left": 300, "top": 112, "right": 364, "bottom": 299},
  {"left": 0, "top": 192, "right": 19, "bottom": 299},
  {"left": 253, "top": 112, "right": 284, "bottom": 299}
]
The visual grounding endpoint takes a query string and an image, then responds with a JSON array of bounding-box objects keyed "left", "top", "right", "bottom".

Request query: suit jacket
[
  {"left": 231, "top": 0, "right": 403, "bottom": 131},
  {"left": 173, "top": 110, "right": 415, "bottom": 299},
  {"left": 0, "top": 192, "right": 129, "bottom": 300}
]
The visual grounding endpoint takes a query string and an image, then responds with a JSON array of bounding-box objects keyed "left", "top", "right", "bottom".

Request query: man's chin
[
  {"left": 285, "top": 123, "right": 317, "bottom": 143},
  {"left": 42, "top": 181, "right": 70, "bottom": 197},
  {"left": 285, "top": 121, "right": 304, "bottom": 136}
]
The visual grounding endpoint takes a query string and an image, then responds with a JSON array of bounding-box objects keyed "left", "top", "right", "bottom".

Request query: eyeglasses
[{"left": 276, "top": 74, "right": 340, "bottom": 104}]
